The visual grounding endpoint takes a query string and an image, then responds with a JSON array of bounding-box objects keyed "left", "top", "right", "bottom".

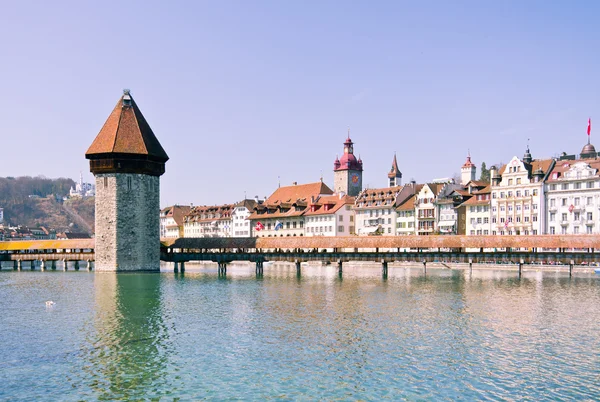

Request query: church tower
[
  {"left": 86, "top": 90, "right": 169, "bottom": 271},
  {"left": 388, "top": 153, "right": 402, "bottom": 187},
  {"left": 461, "top": 154, "right": 476, "bottom": 185},
  {"left": 333, "top": 132, "right": 363, "bottom": 196}
]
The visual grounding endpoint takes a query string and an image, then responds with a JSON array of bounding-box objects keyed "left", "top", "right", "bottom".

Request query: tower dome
[{"left": 581, "top": 143, "right": 597, "bottom": 156}]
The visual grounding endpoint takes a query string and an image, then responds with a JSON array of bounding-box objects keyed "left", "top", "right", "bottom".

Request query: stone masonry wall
[{"left": 95, "top": 173, "right": 160, "bottom": 271}]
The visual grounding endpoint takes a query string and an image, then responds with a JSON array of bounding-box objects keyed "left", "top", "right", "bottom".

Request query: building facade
[
  {"left": 304, "top": 194, "right": 355, "bottom": 236},
  {"left": 160, "top": 205, "right": 191, "bottom": 238},
  {"left": 183, "top": 204, "right": 233, "bottom": 238},
  {"left": 86, "top": 90, "right": 168, "bottom": 271},
  {"left": 354, "top": 186, "right": 404, "bottom": 235},
  {"left": 545, "top": 154, "right": 600, "bottom": 235},
  {"left": 232, "top": 199, "right": 261, "bottom": 237},
  {"left": 333, "top": 134, "right": 363, "bottom": 197},
  {"left": 490, "top": 148, "right": 554, "bottom": 236}
]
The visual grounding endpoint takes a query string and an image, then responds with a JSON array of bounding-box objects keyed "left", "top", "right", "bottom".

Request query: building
[
  {"left": 354, "top": 184, "right": 418, "bottom": 235},
  {"left": 388, "top": 154, "right": 402, "bottom": 187},
  {"left": 232, "top": 199, "right": 261, "bottom": 237},
  {"left": 69, "top": 172, "right": 95, "bottom": 198},
  {"left": 183, "top": 204, "right": 233, "bottom": 238},
  {"left": 86, "top": 89, "right": 168, "bottom": 271},
  {"left": 414, "top": 183, "right": 446, "bottom": 235},
  {"left": 461, "top": 154, "right": 477, "bottom": 185},
  {"left": 160, "top": 205, "right": 191, "bottom": 238},
  {"left": 249, "top": 181, "right": 333, "bottom": 237},
  {"left": 461, "top": 186, "right": 492, "bottom": 236},
  {"left": 396, "top": 189, "right": 420, "bottom": 235},
  {"left": 333, "top": 133, "right": 363, "bottom": 196},
  {"left": 490, "top": 147, "right": 554, "bottom": 235},
  {"left": 545, "top": 141, "right": 600, "bottom": 235},
  {"left": 304, "top": 194, "right": 355, "bottom": 236}
]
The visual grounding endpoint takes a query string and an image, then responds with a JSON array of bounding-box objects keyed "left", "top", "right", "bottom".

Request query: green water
[{"left": 1, "top": 264, "right": 599, "bottom": 400}]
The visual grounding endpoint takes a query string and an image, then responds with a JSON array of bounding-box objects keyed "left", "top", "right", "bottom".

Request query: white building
[
  {"left": 462, "top": 186, "right": 492, "bottom": 236},
  {"left": 160, "top": 205, "right": 191, "bottom": 238},
  {"left": 183, "top": 204, "right": 233, "bottom": 238},
  {"left": 232, "top": 199, "right": 261, "bottom": 237},
  {"left": 69, "top": 172, "right": 95, "bottom": 198},
  {"left": 304, "top": 194, "right": 355, "bottom": 236},
  {"left": 354, "top": 186, "right": 404, "bottom": 235},
  {"left": 545, "top": 156, "right": 600, "bottom": 235},
  {"left": 415, "top": 183, "right": 446, "bottom": 235},
  {"left": 396, "top": 194, "right": 417, "bottom": 235},
  {"left": 490, "top": 148, "right": 554, "bottom": 235}
]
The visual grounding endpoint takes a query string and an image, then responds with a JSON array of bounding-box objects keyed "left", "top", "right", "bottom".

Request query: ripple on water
[{"left": 0, "top": 266, "right": 599, "bottom": 400}]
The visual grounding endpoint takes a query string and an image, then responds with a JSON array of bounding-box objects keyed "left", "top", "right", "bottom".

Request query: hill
[{"left": 0, "top": 176, "right": 95, "bottom": 234}]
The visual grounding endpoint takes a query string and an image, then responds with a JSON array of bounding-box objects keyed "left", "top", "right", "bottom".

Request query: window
[
  {"left": 587, "top": 212, "right": 593, "bottom": 220},
  {"left": 338, "top": 226, "right": 344, "bottom": 232},
  {"left": 562, "top": 213, "right": 567, "bottom": 221},
  {"left": 500, "top": 192, "right": 505, "bottom": 198},
  {"left": 477, "top": 217, "right": 482, "bottom": 224},
  {"left": 470, "top": 230, "right": 475, "bottom": 235},
  {"left": 575, "top": 182, "right": 582, "bottom": 189},
  {"left": 562, "top": 198, "right": 567, "bottom": 206},
  {"left": 587, "top": 197, "right": 593, "bottom": 206},
  {"left": 339, "top": 215, "right": 344, "bottom": 222},
  {"left": 508, "top": 205, "right": 513, "bottom": 212},
  {"left": 492, "top": 206, "right": 497, "bottom": 212},
  {"left": 508, "top": 191, "right": 513, "bottom": 197},
  {"left": 484, "top": 217, "right": 489, "bottom": 224},
  {"left": 550, "top": 184, "right": 556, "bottom": 190},
  {"left": 470, "top": 218, "right": 475, "bottom": 224},
  {"left": 574, "top": 198, "right": 580, "bottom": 206},
  {"left": 574, "top": 212, "right": 580, "bottom": 221},
  {"left": 561, "top": 227, "right": 567, "bottom": 234},
  {"left": 561, "top": 183, "right": 568, "bottom": 190},
  {"left": 550, "top": 199, "right": 555, "bottom": 207},
  {"left": 550, "top": 213, "right": 555, "bottom": 222},
  {"left": 574, "top": 226, "right": 579, "bottom": 234},
  {"left": 492, "top": 192, "right": 497, "bottom": 199},
  {"left": 516, "top": 190, "right": 521, "bottom": 197},
  {"left": 533, "top": 204, "right": 538, "bottom": 210},
  {"left": 587, "top": 226, "right": 593, "bottom": 234},
  {"left": 516, "top": 216, "right": 521, "bottom": 222},
  {"left": 388, "top": 218, "right": 391, "bottom": 224},
  {"left": 508, "top": 179, "right": 513, "bottom": 185},
  {"left": 492, "top": 217, "right": 497, "bottom": 223},
  {"left": 524, "top": 216, "right": 529, "bottom": 222},
  {"left": 388, "top": 228, "right": 391, "bottom": 233},
  {"left": 532, "top": 216, "right": 537, "bottom": 222},
  {"left": 533, "top": 189, "right": 538, "bottom": 196},
  {"left": 550, "top": 227, "right": 555, "bottom": 234},
  {"left": 524, "top": 190, "right": 529, "bottom": 196},
  {"left": 500, "top": 206, "right": 506, "bottom": 212},
  {"left": 587, "top": 182, "right": 594, "bottom": 189},
  {"left": 516, "top": 205, "right": 521, "bottom": 212},
  {"left": 516, "top": 178, "right": 521, "bottom": 185}
]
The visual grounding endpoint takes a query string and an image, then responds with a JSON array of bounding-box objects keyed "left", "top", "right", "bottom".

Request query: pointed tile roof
[
  {"left": 86, "top": 91, "right": 168, "bottom": 162},
  {"left": 388, "top": 153, "right": 402, "bottom": 178}
]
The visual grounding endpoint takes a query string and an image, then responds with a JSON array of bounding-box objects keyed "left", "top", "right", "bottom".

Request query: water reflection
[{"left": 83, "top": 273, "right": 173, "bottom": 400}]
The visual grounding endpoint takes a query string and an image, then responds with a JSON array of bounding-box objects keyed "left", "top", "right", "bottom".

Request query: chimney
[
  {"left": 292, "top": 181, "right": 297, "bottom": 185},
  {"left": 254, "top": 195, "right": 259, "bottom": 203}
]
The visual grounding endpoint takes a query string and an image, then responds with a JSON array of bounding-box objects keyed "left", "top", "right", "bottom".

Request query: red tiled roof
[
  {"left": 86, "top": 92, "right": 169, "bottom": 161},
  {"left": 546, "top": 159, "right": 600, "bottom": 182},
  {"left": 304, "top": 195, "right": 355, "bottom": 216}
]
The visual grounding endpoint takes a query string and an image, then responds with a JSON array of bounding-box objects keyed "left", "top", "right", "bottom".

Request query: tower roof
[
  {"left": 462, "top": 155, "right": 475, "bottom": 168},
  {"left": 388, "top": 153, "right": 402, "bottom": 178},
  {"left": 86, "top": 90, "right": 168, "bottom": 162}
]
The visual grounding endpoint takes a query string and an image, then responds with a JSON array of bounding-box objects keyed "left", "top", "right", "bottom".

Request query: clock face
[{"left": 351, "top": 173, "right": 359, "bottom": 186}]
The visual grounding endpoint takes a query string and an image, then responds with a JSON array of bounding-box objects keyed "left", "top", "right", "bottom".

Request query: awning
[
  {"left": 438, "top": 221, "right": 456, "bottom": 227},
  {"left": 359, "top": 225, "right": 381, "bottom": 235}
]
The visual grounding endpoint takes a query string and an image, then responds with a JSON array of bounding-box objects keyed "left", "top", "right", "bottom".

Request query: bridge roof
[
  {"left": 162, "top": 235, "right": 600, "bottom": 250},
  {"left": 0, "top": 239, "right": 94, "bottom": 251}
]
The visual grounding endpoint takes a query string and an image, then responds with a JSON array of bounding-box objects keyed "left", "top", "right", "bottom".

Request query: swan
[{"left": 45, "top": 301, "right": 55, "bottom": 306}]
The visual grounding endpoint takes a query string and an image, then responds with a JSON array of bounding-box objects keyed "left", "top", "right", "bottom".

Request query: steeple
[
  {"left": 388, "top": 153, "right": 402, "bottom": 187},
  {"left": 333, "top": 131, "right": 363, "bottom": 196},
  {"left": 523, "top": 145, "right": 532, "bottom": 164}
]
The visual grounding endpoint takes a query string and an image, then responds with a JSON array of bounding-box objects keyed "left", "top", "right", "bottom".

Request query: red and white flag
[
  {"left": 255, "top": 222, "right": 264, "bottom": 231},
  {"left": 588, "top": 118, "right": 592, "bottom": 136}
]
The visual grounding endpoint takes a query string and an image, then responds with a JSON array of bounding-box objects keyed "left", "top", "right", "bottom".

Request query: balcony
[
  {"left": 560, "top": 220, "right": 569, "bottom": 226},
  {"left": 548, "top": 206, "right": 558, "bottom": 213},
  {"left": 586, "top": 220, "right": 595, "bottom": 226}
]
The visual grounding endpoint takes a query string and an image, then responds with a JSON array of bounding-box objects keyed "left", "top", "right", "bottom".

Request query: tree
[{"left": 480, "top": 162, "right": 490, "bottom": 183}]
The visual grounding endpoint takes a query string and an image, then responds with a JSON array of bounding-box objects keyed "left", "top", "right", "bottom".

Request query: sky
[{"left": 1, "top": 1, "right": 599, "bottom": 207}]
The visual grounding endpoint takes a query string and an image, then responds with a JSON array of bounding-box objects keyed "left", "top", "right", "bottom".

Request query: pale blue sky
[{"left": 1, "top": 1, "right": 599, "bottom": 206}]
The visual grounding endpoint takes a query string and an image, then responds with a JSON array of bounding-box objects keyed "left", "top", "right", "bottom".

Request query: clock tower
[{"left": 333, "top": 132, "right": 363, "bottom": 196}]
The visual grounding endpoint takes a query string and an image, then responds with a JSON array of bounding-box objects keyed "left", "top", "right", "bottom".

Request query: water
[{"left": 1, "top": 264, "right": 599, "bottom": 401}]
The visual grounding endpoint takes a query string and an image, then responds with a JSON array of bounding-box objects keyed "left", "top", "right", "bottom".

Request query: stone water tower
[{"left": 86, "top": 90, "right": 168, "bottom": 271}]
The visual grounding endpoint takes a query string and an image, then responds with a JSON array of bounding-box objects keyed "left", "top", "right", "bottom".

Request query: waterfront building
[
  {"left": 232, "top": 199, "right": 261, "bottom": 237},
  {"left": 160, "top": 205, "right": 191, "bottom": 238},
  {"left": 490, "top": 147, "right": 554, "bottom": 235},
  {"left": 395, "top": 186, "right": 421, "bottom": 235},
  {"left": 69, "top": 171, "right": 95, "bottom": 198},
  {"left": 453, "top": 181, "right": 488, "bottom": 235},
  {"left": 183, "top": 204, "right": 233, "bottom": 238},
  {"left": 434, "top": 181, "right": 469, "bottom": 235},
  {"left": 333, "top": 133, "right": 363, "bottom": 197},
  {"left": 545, "top": 142, "right": 600, "bottom": 234},
  {"left": 304, "top": 194, "right": 355, "bottom": 236},
  {"left": 388, "top": 154, "right": 402, "bottom": 187},
  {"left": 354, "top": 184, "right": 417, "bottom": 235},
  {"left": 415, "top": 183, "right": 446, "bottom": 235},
  {"left": 86, "top": 90, "right": 168, "bottom": 271},
  {"left": 461, "top": 186, "right": 492, "bottom": 235},
  {"left": 249, "top": 181, "right": 333, "bottom": 237}
]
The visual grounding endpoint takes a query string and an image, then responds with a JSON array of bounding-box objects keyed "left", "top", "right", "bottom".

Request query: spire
[{"left": 523, "top": 140, "right": 532, "bottom": 164}]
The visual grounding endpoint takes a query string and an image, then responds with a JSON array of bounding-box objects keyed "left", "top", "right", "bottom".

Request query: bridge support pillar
[
  {"left": 180, "top": 261, "right": 185, "bottom": 273},
  {"left": 51, "top": 260, "right": 56, "bottom": 270},
  {"left": 63, "top": 259, "right": 68, "bottom": 271},
  {"left": 569, "top": 259, "right": 574, "bottom": 277},
  {"left": 218, "top": 262, "right": 227, "bottom": 276},
  {"left": 337, "top": 260, "right": 343, "bottom": 275},
  {"left": 74, "top": 260, "right": 80, "bottom": 271},
  {"left": 40, "top": 260, "right": 46, "bottom": 272},
  {"left": 255, "top": 261, "right": 263, "bottom": 276},
  {"left": 295, "top": 260, "right": 301, "bottom": 275},
  {"left": 518, "top": 259, "right": 524, "bottom": 277},
  {"left": 422, "top": 260, "right": 426, "bottom": 273},
  {"left": 174, "top": 261, "right": 179, "bottom": 273},
  {"left": 469, "top": 258, "right": 473, "bottom": 273},
  {"left": 382, "top": 260, "right": 388, "bottom": 277},
  {"left": 87, "top": 260, "right": 92, "bottom": 271}
]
